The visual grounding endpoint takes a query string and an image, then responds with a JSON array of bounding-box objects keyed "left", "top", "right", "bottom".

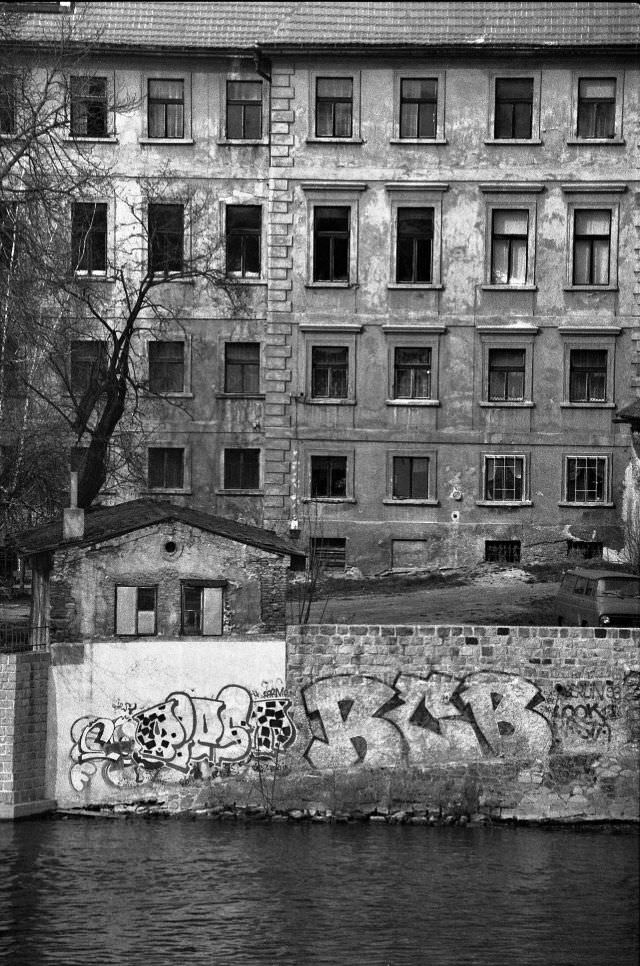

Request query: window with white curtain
[
  {"left": 572, "top": 209, "right": 610, "bottom": 285},
  {"left": 491, "top": 210, "right": 528, "bottom": 284},
  {"left": 148, "top": 79, "right": 184, "bottom": 138},
  {"left": 484, "top": 455, "right": 525, "bottom": 502}
]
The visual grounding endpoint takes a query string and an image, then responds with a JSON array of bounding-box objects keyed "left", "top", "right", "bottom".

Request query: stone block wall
[{"left": 0, "top": 650, "right": 54, "bottom": 819}]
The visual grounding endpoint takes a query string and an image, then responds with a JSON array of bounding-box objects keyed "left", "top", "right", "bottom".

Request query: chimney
[{"left": 63, "top": 469, "right": 85, "bottom": 541}]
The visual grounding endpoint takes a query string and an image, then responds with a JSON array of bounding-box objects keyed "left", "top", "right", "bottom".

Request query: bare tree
[{"left": 621, "top": 455, "right": 640, "bottom": 574}]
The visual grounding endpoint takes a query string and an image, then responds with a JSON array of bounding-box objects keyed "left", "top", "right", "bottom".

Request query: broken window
[
  {"left": 491, "top": 209, "right": 528, "bottom": 284},
  {"left": 148, "top": 203, "right": 184, "bottom": 274},
  {"left": 315, "top": 77, "right": 352, "bottom": 138},
  {"left": 226, "top": 80, "right": 262, "bottom": 139},
  {"left": 148, "top": 447, "right": 184, "bottom": 489},
  {"left": 572, "top": 209, "right": 610, "bottom": 285},
  {"left": 181, "top": 583, "right": 223, "bottom": 636},
  {"left": 313, "top": 206, "right": 350, "bottom": 282},
  {"left": 148, "top": 341, "right": 184, "bottom": 393},
  {"left": 115, "top": 586, "right": 157, "bottom": 636},
  {"left": 577, "top": 78, "right": 616, "bottom": 139},
  {"left": 224, "top": 342, "right": 260, "bottom": 394},
  {"left": 148, "top": 79, "right": 184, "bottom": 138},
  {"left": 488, "top": 348, "right": 525, "bottom": 402},
  {"left": 396, "top": 208, "right": 433, "bottom": 283},
  {"left": 494, "top": 78, "right": 533, "bottom": 139},
  {"left": 399, "top": 78, "right": 437, "bottom": 139},
  {"left": 72, "top": 202, "right": 107, "bottom": 274},
  {"left": 70, "top": 76, "right": 108, "bottom": 137},
  {"left": 223, "top": 448, "right": 260, "bottom": 489},
  {"left": 565, "top": 456, "right": 608, "bottom": 504},
  {"left": 484, "top": 455, "right": 525, "bottom": 502},
  {"left": 392, "top": 456, "right": 429, "bottom": 500},
  {"left": 226, "top": 205, "right": 261, "bottom": 277},
  {"left": 311, "top": 455, "right": 347, "bottom": 498},
  {"left": 569, "top": 349, "right": 607, "bottom": 403},
  {"left": 393, "top": 347, "right": 432, "bottom": 399},
  {"left": 311, "top": 346, "right": 348, "bottom": 398}
]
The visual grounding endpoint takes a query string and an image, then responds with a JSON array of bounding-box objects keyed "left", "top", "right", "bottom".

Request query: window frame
[
  {"left": 219, "top": 73, "right": 268, "bottom": 145},
  {"left": 301, "top": 325, "right": 360, "bottom": 405},
  {"left": 563, "top": 191, "right": 621, "bottom": 292},
  {"left": 482, "top": 197, "right": 538, "bottom": 290},
  {"left": 478, "top": 452, "right": 531, "bottom": 507},
  {"left": 71, "top": 200, "right": 109, "bottom": 277},
  {"left": 141, "top": 72, "right": 192, "bottom": 144},
  {"left": 568, "top": 71, "right": 624, "bottom": 145},
  {"left": 224, "top": 203, "right": 262, "bottom": 279},
  {"left": 561, "top": 454, "right": 612, "bottom": 507},
  {"left": 478, "top": 331, "right": 536, "bottom": 409},
  {"left": 391, "top": 70, "right": 447, "bottom": 144},
  {"left": 68, "top": 73, "right": 114, "bottom": 141},
  {"left": 69, "top": 338, "right": 107, "bottom": 397},
  {"left": 308, "top": 70, "right": 361, "bottom": 143},
  {"left": 146, "top": 444, "right": 191, "bottom": 494},
  {"left": 385, "top": 183, "right": 447, "bottom": 290},
  {"left": 223, "top": 341, "right": 261, "bottom": 397},
  {"left": 221, "top": 447, "right": 262, "bottom": 494},
  {"left": 384, "top": 448, "right": 438, "bottom": 506},
  {"left": 180, "top": 580, "right": 225, "bottom": 637},
  {"left": 147, "top": 337, "right": 192, "bottom": 397},
  {"left": 485, "top": 72, "right": 542, "bottom": 144},
  {"left": 147, "top": 201, "right": 185, "bottom": 276},
  {"left": 560, "top": 331, "right": 617, "bottom": 410},
  {"left": 384, "top": 327, "right": 443, "bottom": 407},
  {"left": 0, "top": 74, "right": 16, "bottom": 137},
  {"left": 115, "top": 585, "right": 158, "bottom": 637},
  {"left": 304, "top": 446, "right": 355, "bottom": 503},
  {"left": 302, "top": 183, "right": 365, "bottom": 288}
]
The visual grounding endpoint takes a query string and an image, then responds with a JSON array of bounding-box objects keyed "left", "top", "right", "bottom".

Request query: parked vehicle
[{"left": 555, "top": 567, "right": 640, "bottom": 627}]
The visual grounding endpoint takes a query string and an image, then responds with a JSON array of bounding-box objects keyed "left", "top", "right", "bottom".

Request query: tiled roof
[
  {"left": 12, "top": 499, "right": 306, "bottom": 561},
  {"left": 17, "top": 2, "right": 640, "bottom": 50}
]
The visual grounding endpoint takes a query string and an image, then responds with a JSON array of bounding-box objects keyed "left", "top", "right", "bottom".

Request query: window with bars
[
  {"left": 309, "top": 537, "right": 346, "bottom": 569},
  {"left": 311, "top": 346, "right": 348, "bottom": 399},
  {"left": 115, "top": 586, "right": 157, "bottom": 636},
  {"left": 491, "top": 210, "right": 528, "bottom": 284},
  {"left": 148, "top": 341, "right": 184, "bottom": 393},
  {"left": 396, "top": 208, "right": 433, "bottom": 283},
  {"left": 223, "top": 448, "right": 260, "bottom": 490},
  {"left": 494, "top": 78, "right": 533, "bottom": 139},
  {"left": 313, "top": 206, "right": 350, "bottom": 282},
  {"left": 392, "top": 456, "right": 430, "bottom": 501},
  {"left": 226, "top": 205, "right": 261, "bottom": 277},
  {"left": 0, "top": 75, "right": 15, "bottom": 135},
  {"left": 148, "top": 203, "right": 184, "bottom": 274},
  {"left": 488, "top": 348, "right": 525, "bottom": 402},
  {"left": 565, "top": 456, "right": 608, "bottom": 504},
  {"left": 70, "top": 340, "right": 107, "bottom": 395},
  {"left": 224, "top": 342, "right": 260, "bottom": 394},
  {"left": 572, "top": 210, "right": 610, "bottom": 285},
  {"left": 311, "top": 455, "right": 347, "bottom": 498},
  {"left": 315, "top": 77, "right": 353, "bottom": 138},
  {"left": 484, "top": 540, "right": 521, "bottom": 564},
  {"left": 148, "top": 447, "right": 184, "bottom": 489},
  {"left": 70, "top": 76, "right": 108, "bottom": 137},
  {"left": 577, "top": 78, "right": 616, "bottom": 139},
  {"left": 71, "top": 202, "right": 107, "bottom": 274},
  {"left": 181, "top": 583, "right": 223, "bottom": 636},
  {"left": 148, "top": 79, "right": 184, "bottom": 138},
  {"left": 393, "top": 347, "right": 432, "bottom": 399},
  {"left": 484, "top": 455, "right": 525, "bottom": 503},
  {"left": 569, "top": 349, "right": 607, "bottom": 403},
  {"left": 399, "top": 78, "right": 437, "bottom": 139},
  {"left": 226, "top": 80, "right": 262, "bottom": 139}
]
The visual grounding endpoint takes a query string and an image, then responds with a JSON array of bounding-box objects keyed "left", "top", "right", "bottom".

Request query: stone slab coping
[{"left": 0, "top": 799, "right": 57, "bottom": 821}]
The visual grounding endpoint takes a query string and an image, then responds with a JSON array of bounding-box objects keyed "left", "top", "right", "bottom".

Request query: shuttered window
[{"left": 115, "top": 586, "right": 157, "bottom": 636}]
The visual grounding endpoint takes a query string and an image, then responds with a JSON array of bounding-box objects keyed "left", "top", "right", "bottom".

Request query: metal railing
[{"left": 0, "top": 623, "right": 49, "bottom": 653}]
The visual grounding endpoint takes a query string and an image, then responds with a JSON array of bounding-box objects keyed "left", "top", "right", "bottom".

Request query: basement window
[
  {"left": 484, "top": 540, "right": 521, "bottom": 564},
  {"left": 309, "top": 537, "right": 346, "bottom": 569}
]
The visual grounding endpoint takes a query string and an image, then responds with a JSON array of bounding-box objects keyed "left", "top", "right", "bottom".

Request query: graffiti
[
  {"left": 301, "top": 671, "right": 552, "bottom": 768},
  {"left": 552, "top": 680, "right": 621, "bottom": 745},
  {"left": 622, "top": 671, "right": 640, "bottom": 743},
  {"left": 69, "top": 686, "right": 296, "bottom": 791}
]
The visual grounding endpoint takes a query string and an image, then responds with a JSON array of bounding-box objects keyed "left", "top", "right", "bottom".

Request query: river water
[{"left": 0, "top": 819, "right": 637, "bottom": 966}]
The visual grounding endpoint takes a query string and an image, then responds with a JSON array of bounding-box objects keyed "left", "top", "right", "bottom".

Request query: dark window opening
[
  {"left": 484, "top": 540, "right": 521, "bottom": 564},
  {"left": 316, "top": 77, "right": 352, "bottom": 138},
  {"left": 72, "top": 202, "right": 107, "bottom": 274},
  {"left": 566, "top": 456, "right": 607, "bottom": 504},
  {"left": 573, "top": 209, "right": 610, "bottom": 285},
  {"left": 569, "top": 349, "right": 607, "bottom": 403},
  {"left": 226, "top": 80, "right": 262, "bottom": 139},
  {"left": 393, "top": 347, "right": 431, "bottom": 399},
  {"left": 494, "top": 78, "right": 533, "bottom": 139},
  {"left": 399, "top": 78, "right": 437, "bottom": 139},
  {"left": 224, "top": 342, "right": 260, "bottom": 394},
  {"left": 181, "top": 583, "right": 223, "bottom": 636},
  {"left": 491, "top": 209, "right": 528, "bottom": 284},
  {"left": 148, "top": 203, "right": 184, "bottom": 274},
  {"left": 485, "top": 456, "right": 524, "bottom": 502},
  {"left": 148, "top": 79, "right": 184, "bottom": 138},
  {"left": 70, "top": 76, "right": 108, "bottom": 137},
  {"left": 226, "top": 205, "right": 261, "bottom": 277},
  {"left": 115, "top": 585, "right": 157, "bottom": 636},
  {"left": 70, "top": 339, "right": 107, "bottom": 395},
  {"left": 311, "top": 455, "right": 347, "bottom": 498},
  {"left": 224, "top": 448, "right": 260, "bottom": 489},
  {"left": 488, "top": 348, "right": 525, "bottom": 402},
  {"left": 148, "top": 447, "right": 184, "bottom": 489},
  {"left": 567, "top": 539, "right": 603, "bottom": 560},
  {"left": 311, "top": 346, "right": 348, "bottom": 398},
  {"left": 310, "top": 537, "right": 347, "bottom": 569},
  {"left": 396, "top": 208, "right": 433, "bottom": 283},
  {"left": 577, "top": 78, "right": 616, "bottom": 139},
  {"left": 313, "top": 206, "right": 350, "bottom": 282},
  {"left": 0, "top": 75, "right": 16, "bottom": 135},
  {"left": 148, "top": 341, "right": 184, "bottom": 393},
  {"left": 392, "top": 456, "right": 429, "bottom": 500}
]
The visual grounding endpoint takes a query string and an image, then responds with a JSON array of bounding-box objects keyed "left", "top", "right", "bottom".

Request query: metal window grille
[
  {"left": 565, "top": 456, "right": 607, "bottom": 503},
  {"left": 484, "top": 540, "right": 521, "bottom": 563},
  {"left": 484, "top": 455, "right": 524, "bottom": 502}
]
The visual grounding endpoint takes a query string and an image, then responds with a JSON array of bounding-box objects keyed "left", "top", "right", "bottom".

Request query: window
[
  {"left": 148, "top": 79, "right": 184, "bottom": 138},
  {"left": 494, "top": 79, "right": 533, "bottom": 139},
  {"left": 572, "top": 210, "right": 610, "bottom": 286},
  {"left": 310, "top": 538, "right": 346, "bottom": 569},
  {"left": 311, "top": 346, "right": 348, "bottom": 399},
  {"left": 488, "top": 348, "right": 525, "bottom": 402},
  {"left": 148, "top": 447, "right": 184, "bottom": 489},
  {"left": 224, "top": 342, "right": 260, "bottom": 394},
  {"left": 70, "top": 340, "right": 107, "bottom": 395},
  {"left": 115, "top": 586, "right": 157, "bottom": 636},
  {"left": 148, "top": 203, "right": 183, "bottom": 274},
  {"left": 311, "top": 455, "right": 347, "bottom": 498},
  {"left": 316, "top": 77, "right": 352, "bottom": 138},
  {"left": 0, "top": 75, "right": 16, "bottom": 135},
  {"left": 181, "top": 583, "right": 223, "bottom": 636},
  {"left": 565, "top": 456, "right": 608, "bottom": 504},
  {"left": 393, "top": 347, "right": 431, "bottom": 399},
  {"left": 392, "top": 456, "right": 429, "bottom": 501},
  {"left": 313, "top": 206, "right": 350, "bottom": 282},
  {"left": 484, "top": 455, "right": 525, "bottom": 503},
  {"left": 223, "top": 448, "right": 260, "bottom": 490},
  {"left": 577, "top": 78, "right": 616, "bottom": 139},
  {"left": 226, "top": 205, "right": 261, "bottom": 277},
  {"left": 396, "top": 208, "right": 433, "bottom": 283},
  {"left": 485, "top": 540, "right": 521, "bottom": 564},
  {"left": 491, "top": 210, "right": 528, "bottom": 285},
  {"left": 148, "top": 341, "right": 184, "bottom": 393},
  {"left": 70, "top": 76, "right": 108, "bottom": 137},
  {"left": 399, "top": 79, "right": 437, "bottom": 139},
  {"left": 569, "top": 349, "right": 607, "bottom": 403},
  {"left": 226, "top": 80, "right": 262, "bottom": 139},
  {"left": 71, "top": 202, "right": 107, "bottom": 275}
]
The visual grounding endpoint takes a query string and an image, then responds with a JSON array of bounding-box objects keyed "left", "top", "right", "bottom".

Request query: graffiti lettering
[
  {"left": 69, "top": 685, "right": 296, "bottom": 790},
  {"left": 623, "top": 671, "right": 640, "bottom": 743},
  {"left": 552, "top": 680, "right": 621, "bottom": 746}
]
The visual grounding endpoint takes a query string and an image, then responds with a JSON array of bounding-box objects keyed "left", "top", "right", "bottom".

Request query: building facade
[{"left": 13, "top": 1, "right": 640, "bottom": 573}]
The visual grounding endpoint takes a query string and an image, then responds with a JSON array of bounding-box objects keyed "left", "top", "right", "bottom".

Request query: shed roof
[
  {"left": 15, "top": 2, "right": 640, "bottom": 51},
  {"left": 11, "top": 499, "right": 305, "bottom": 561},
  {"left": 614, "top": 399, "right": 640, "bottom": 424}
]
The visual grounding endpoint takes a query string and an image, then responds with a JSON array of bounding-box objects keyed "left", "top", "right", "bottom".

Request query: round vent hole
[{"left": 165, "top": 540, "right": 177, "bottom": 554}]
